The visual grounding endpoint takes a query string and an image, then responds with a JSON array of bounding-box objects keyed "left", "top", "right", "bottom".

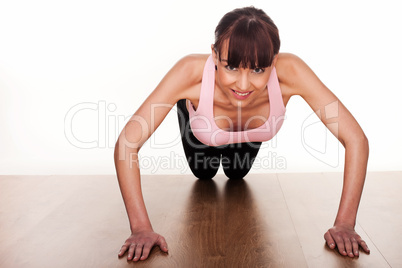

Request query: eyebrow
[{"left": 219, "top": 59, "right": 263, "bottom": 69}]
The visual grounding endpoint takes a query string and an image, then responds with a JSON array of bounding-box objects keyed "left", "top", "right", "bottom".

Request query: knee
[
  {"left": 223, "top": 169, "right": 245, "bottom": 180},
  {"left": 188, "top": 155, "right": 220, "bottom": 180},
  {"left": 192, "top": 169, "right": 218, "bottom": 180},
  {"left": 189, "top": 161, "right": 218, "bottom": 180}
]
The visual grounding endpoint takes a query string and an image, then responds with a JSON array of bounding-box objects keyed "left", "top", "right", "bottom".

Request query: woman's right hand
[{"left": 118, "top": 229, "right": 168, "bottom": 261}]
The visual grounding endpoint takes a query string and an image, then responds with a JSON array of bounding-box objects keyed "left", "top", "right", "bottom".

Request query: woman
[{"left": 114, "top": 6, "right": 370, "bottom": 261}]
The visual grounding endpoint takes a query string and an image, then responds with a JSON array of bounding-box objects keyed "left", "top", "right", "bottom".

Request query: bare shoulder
[
  {"left": 153, "top": 53, "right": 209, "bottom": 102},
  {"left": 174, "top": 54, "right": 209, "bottom": 83},
  {"left": 276, "top": 52, "right": 305, "bottom": 72},
  {"left": 169, "top": 53, "right": 209, "bottom": 101},
  {"left": 275, "top": 52, "right": 325, "bottom": 98},
  {"left": 275, "top": 53, "right": 305, "bottom": 95},
  {"left": 168, "top": 54, "right": 209, "bottom": 98}
]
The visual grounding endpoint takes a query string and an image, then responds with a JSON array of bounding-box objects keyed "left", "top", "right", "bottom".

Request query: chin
[{"left": 230, "top": 98, "right": 250, "bottom": 107}]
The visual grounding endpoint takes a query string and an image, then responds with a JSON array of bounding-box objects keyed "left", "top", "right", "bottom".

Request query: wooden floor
[{"left": 0, "top": 172, "right": 401, "bottom": 267}]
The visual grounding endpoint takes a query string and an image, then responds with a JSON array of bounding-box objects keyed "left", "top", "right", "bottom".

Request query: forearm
[
  {"left": 334, "top": 137, "right": 369, "bottom": 227},
  {"left": 114, "top": 143, "right": 152, "bottom": 233}
]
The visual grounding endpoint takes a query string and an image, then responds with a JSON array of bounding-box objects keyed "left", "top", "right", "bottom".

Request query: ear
[
  {"left": 272, "top": 54, "right": 279, "bottom": 67},
  {"left": 211, "top": 44, "right": 218, "bottom": 65}
]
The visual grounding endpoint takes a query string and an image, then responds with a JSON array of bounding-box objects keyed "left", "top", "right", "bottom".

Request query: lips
[
  {"left": 231, "top": 89, "right": 253, "bottom": 99},
  {"left": 232, "top": 89, "right": 252, "bottom": 94}
]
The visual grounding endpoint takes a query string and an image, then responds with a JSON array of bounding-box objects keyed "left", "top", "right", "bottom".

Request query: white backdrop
[{"left": 1, "top": 0, "right": 401, "bottom": 175}]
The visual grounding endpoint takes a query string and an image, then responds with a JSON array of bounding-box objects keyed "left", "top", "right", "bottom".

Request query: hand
[
  {"left": 324, "top": 224, "right": 370, "bottom": 257},
  {"left": 118, "top": 229, "right": 168, "bottom": 261}
]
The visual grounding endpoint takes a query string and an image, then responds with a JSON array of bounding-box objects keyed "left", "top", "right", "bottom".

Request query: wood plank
[
  {"left": 1, "top": 172, "right": 399, "bottom": 267},
  {"left": 328, "top": 171, "right": 402, "bottom": 268},
  {"left": 0, "top": 175, "right": 92, "bottom": 267},
  {"left": 127, "top": 174, "right": 306, "bottom": 267},
  {"left": 278, "top": 172, "right": 390, "bottom": 268},
  {"left": 0, "top": 175, "right": 127, "bottom": 268}
]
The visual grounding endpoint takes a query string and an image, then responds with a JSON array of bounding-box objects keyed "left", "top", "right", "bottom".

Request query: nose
[{"left": 236, "top": 72, "right": 250, "bottom": 91}]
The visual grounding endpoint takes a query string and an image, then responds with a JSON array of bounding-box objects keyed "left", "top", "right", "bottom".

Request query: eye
[
  {"left": 225, "top": 65, "right": 237, "bottom": 71},
  {"left": 253, "top": 68, "right": 265, "bottom": 74}
]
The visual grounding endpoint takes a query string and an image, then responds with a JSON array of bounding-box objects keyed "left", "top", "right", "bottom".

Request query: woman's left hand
[{"left": 324, "top": 224, "right": 370, "bottom": 257}]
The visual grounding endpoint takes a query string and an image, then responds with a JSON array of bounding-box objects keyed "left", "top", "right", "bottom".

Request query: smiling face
[
  {"left": 212, "top": 40, "right": 278, "bottom": 109},
  {"left": 211, "top": 7, "right": 280, "bottom": 109}
]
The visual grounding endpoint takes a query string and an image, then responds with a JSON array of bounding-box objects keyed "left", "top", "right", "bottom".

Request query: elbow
[
  {"left": 344, "top": 133, "right": 369, "bottom": 154},
  {"left": 359, "top": 131, "right": 369, "bottom": 149},
  {"left": 342, "top": 131, "right": 369, "bottom": 147},
  {"left": 360, "top": 134, "right": 369, "bottom": 160},
  {"left": 363, "top": 134, "right": 369, "bottom": 154},
  {"left": 114, "top": 140, "right": 121, "bottom": 162},
  {"left": 114, "top": 138, "right": 141, "bottom": 163},
  {"left": 114, "top": 140, "right": 122, "bottom": 163}
]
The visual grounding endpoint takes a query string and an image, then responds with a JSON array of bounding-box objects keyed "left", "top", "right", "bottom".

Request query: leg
[
  {"left": 220, "top": 141, "right": 262, "bottom": 180},
  {"left": 177, "top": 99, "right": 221, "bottom": 180}
]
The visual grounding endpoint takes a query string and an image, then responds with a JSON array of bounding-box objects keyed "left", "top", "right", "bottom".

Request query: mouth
[{"left": 231, "top": 89, "right": 253, "bottom": 99}]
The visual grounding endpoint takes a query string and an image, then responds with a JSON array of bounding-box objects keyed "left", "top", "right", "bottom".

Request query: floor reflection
[
  {"left": 179, "top": 177, "right": 270, "bottom": 266},
  {"left": 223, "top": 178, "right": 272, "bottom": 267}
]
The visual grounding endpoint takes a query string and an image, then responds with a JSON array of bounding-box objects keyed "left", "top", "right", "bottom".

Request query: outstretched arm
[
  {"left": 324, "top": 135, "right": 369, "bottom": 257},
  {"left": 114, "top": 55, "right": 202, "bottom": 261},
  {"left": 277, "top": 53, "right": 370, "bottom": 257}
]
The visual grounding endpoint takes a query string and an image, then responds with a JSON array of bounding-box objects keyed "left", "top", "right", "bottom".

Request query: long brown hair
[{"left": 214, "top": 6, "right": 280, "bottom": 69}]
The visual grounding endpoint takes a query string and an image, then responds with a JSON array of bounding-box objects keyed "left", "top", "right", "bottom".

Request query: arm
[
  {"left": 114, "top": 55, "right": 201, "bottom": 261},
  {"left": 277, "top": 53, "right": 370, "bottom": 257}
]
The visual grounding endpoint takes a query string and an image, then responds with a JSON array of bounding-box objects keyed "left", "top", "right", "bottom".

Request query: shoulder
[
  {"left": 275, "top": 52, "right": 338, "bottom": 106},
  {"left": 155, "top": 54, "right": 209, "bottom": 101},
  {"left": 275, "top": 52, "right": 319, "bottom": 97},
  {"left": 172, "top": 54, "right": 209, "bottom": 83}
]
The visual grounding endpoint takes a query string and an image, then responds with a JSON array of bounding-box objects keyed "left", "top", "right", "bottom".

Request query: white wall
[{"left": 1, "top": 0, "right": 401, "bottom": 175}]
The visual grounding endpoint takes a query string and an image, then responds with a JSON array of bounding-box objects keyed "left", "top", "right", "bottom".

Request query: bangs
[{"left": 220, "top": 19, "right": 275, "bottom": 69}]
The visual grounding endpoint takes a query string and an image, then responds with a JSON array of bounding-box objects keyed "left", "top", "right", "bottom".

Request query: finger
[
  {"left": 357, "top": 239, "right": 370, "bottom": 254},
  {"left": 351, "top": 238, "right": 359, "bottom": 257},
  {"left": 140, "top": 243, "right": 153, "bottom": 260},
  {"left": 343, "top": 237, "right": 354, "bottom": 257},
  {"left": 334, "top": 236, "right": 347, "bottom": 256},
  {"left": 324, "top": 231, "right": 336, "bottom": 249},
  {"left": 156, "top": 235, "right": 169, "bottom": 252},
  {"left": 133, "top": 244, "right": 144, "bottom": 261},
  {"left": 127, "top": 244, "right": 136, "bottom": 261},
  {"left": 118, "top": 244, "right": 129, "bottom": 257}
]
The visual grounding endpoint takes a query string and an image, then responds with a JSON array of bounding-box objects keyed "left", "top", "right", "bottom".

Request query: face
[{"left": 211, "top": 41, "right": 278, "bottom": 109}]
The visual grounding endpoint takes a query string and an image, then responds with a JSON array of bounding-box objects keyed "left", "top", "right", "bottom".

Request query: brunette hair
[{"left": 214, "top": 6, "right": 280, "bottom": 69}]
